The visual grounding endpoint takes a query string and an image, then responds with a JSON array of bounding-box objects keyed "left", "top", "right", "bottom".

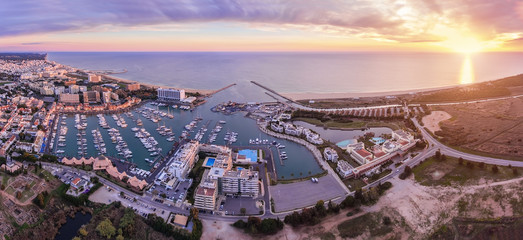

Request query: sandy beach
[
  {"left": 281, "top": 85, "right": 457, "bottom": 101},
  {"left": 102, "top": 74, "right": 215, "bottom": 95}
]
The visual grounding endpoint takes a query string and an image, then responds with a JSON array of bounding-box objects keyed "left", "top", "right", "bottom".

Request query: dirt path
[{"left": 422, "top": 111, "right": 451, "bottom": 133}]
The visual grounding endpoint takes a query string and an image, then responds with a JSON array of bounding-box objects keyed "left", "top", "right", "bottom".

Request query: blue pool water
[
  {"left": 205, "top": 158, "right": 216, "bottom": 167},
  {"left": 336, "top": 139, "right": 357, "bottom": 148},
  {"left": 238, "top": 149, "right": 257, "bottom": 162}
]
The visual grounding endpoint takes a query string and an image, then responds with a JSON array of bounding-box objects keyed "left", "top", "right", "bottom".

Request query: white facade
[{"left": 157, "top": 88, "right": 186, "bottom": 101}]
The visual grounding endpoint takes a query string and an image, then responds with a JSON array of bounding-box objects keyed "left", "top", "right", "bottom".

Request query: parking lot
[
  {"left": 269, "top": 174, "right": 346, "bottom": 212},
  {"left": 148, "top": 179, "right": 192, "bottom": 204},
  {"left": 89, "top": 186, "right": 170, "bottom": 219},
  {"left": 221, "top": 196, "right": 261, "bottom": 215}
]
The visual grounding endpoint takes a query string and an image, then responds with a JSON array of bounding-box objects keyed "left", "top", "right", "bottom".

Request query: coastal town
[{"left": 0, "top": 53, "right": 522, "bottom": 240}]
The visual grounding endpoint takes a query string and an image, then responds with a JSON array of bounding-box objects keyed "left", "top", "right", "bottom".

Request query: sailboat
[{"left": 167, "top": 107, "right": 174, "bottom": 119}]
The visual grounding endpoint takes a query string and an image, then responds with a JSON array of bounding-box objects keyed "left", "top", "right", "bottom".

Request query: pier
[
  {"left": 209, "top": 83, "right": 236, "bottom": 96},
  {"left": 251, "top": 80, "right": 295, "bottom": 103}
]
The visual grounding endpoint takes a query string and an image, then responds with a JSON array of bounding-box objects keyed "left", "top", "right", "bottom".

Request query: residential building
[
  {"left": 69, "top": 85, "right": 80, "bottom": 94},
  {"left": 59, "top": 93, "right": 79, "bottom": 104},
  {"left": 88, "top": 74, "right": 102, "bottom": 83},
  {"left": 126, "top": 83, "right": 140, "bottom": 91},
  {"left": 336, "top": 160, "right": 354, "bottom": 178},
  {"left": 323, "top": 147, "right": 339, "bottom": 162},
  {"left": 219, "top": 168, "right": 259, "bottom": 197},
  {"left": 83, "top": 91, "right": 101, "bottom": 103},
  {"left": 194, "top": 186, "right": 217, "bottom": 210}
]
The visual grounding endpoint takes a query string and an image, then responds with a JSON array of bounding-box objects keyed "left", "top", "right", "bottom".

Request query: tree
[
  {"left": 478, "top": 162, "right": 485, "bottom": 169},
  {"left": 383, "top": 216, "right": 392, "bottom": 225},
  {"left": 190, "top": 207, "right": 199, "bottom": 220},
  {"left": 96, "top": 218, "right": 116, "bottom": 239},
  {"left": 315, "top": 200, "right": 327, "bottom": 217},
  {"left": 435, "top": 150, "right": 441, "bottom": 160},
  {"left": 466, "top": 161, "right": 474, "bottom": 169},
  {"left": 116, "top": 235, "right": 124, "bottom": 240},
  {"left": 240, "top": 208, "right": 247, "bottom": 216},
  {"left": 492, "top": 165, "right": 499, "bottom": 173},
  {"left": 78, "top": 228, "right": 88, "bottom": 236},
  {"left": 441, "top": 154, "right": 447, "bottom": 161},
  {"left": 16, "top": 191, "right": 22, "bottom": 199}
]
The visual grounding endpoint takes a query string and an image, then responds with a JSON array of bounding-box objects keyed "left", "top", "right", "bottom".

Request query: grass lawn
[
  {"left": 337, "top": 212, "right": 393, "bottom": 238},
  {"left": 2, "top": 173, "right": 10, "bottom": 186},
  {"left": 293, "top": 118, "right": 367, "bottom": 129},
  {"left": 412, "top": 156, "right": 521, "bottom": 186},
  {"left": 39, "top": 169, "right": 56, "bottom": 181},
  {"left": 20, "top": 189, "right": 35, "bottom": 202},
  {"left": 343, "top": 178, "right": 367, "bottom": 191},
  {"left": 294, "top": 117, "right": 405, "bottom": 131},
  {"left": 5, "top": 186, "right": 15, "bottom": 195},
  {"left": 367, "top": 169, "right": 392, "bottom": 184}
]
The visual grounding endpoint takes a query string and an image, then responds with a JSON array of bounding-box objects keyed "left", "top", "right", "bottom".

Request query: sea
[
  {"left": 48, "top": 52, "right": 523, "bottom": 99},
  {"left": 47, "top": 52, "right": 523, "bottom": 180}
]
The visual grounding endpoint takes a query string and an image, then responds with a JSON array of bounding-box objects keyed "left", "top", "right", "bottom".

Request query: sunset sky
[{"left": 1, "top": 0, "right": 523, "bottom": 52}]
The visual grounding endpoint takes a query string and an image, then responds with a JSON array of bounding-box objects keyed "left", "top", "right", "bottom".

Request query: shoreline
[
  {"left": 101, "top": 74, "right": 215, "bottom": 95},
  {"left": 281, "top": 85, "right": 457, "bottom": 101}
]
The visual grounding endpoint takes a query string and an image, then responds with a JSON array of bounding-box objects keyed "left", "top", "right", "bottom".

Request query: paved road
[
  {"left": 38, "top": 115, "right": 522, "bottom": 223},
  {"left": 412, "top": 118, "right": 523, "bottom": 167}
]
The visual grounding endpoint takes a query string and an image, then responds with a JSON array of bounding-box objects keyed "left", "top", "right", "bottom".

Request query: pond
[{"left": 55, "top": 212, "right": 92, "bottom": 240}]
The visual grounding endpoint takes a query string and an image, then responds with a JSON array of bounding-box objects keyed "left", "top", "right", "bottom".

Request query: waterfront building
[
  {"left": 270, "top": 122, "right": 284, "bottom": 133},
  {"left": 157, "top": 88, "right": 186, "bottom": 101},
  {"left": 303, "top": 129, "right": 324, "bottom": 145},
  {"left": 158, "top": 141, "right": 199, "bottom": 186},
  {"left": 83, "top": 91, "right": 101, "bottom": 104},
  {"left": 323, "top": 147, "right": 339, "bottom": 162},
  {"left": 88, "top": 74, "right": 102, "bottom": 83},
  {"left": 284, "top": 122, "right": 303, "bottom": 136},
  {"left": 218, "top": 168, "right": 259, "bottom": 197},
  {"left": 126, "top": 83, "right": 141, "bottom": 91},
  {"left": 336, "top": 160, "right": 354, "bottom": 178}
]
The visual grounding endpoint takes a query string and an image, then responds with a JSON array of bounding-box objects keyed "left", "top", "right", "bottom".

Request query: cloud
[
  {"left": 0, "top": 0, "right": 522, "bottom": 47},
  {"left": 20, "top": 42, "right": 43, "bottom": 45}
]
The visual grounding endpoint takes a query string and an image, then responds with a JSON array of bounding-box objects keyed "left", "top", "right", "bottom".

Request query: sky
[{"left": 1, "top": 0, "right": 523, "bottom": 52}]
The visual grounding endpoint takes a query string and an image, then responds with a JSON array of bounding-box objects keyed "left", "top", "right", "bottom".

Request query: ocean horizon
[{"left": 48, "top": 51, "right": 523, "bottom": 95}]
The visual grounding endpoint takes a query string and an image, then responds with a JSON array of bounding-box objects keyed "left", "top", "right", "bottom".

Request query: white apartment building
[
  {"left": 323, "top": 147, "right": 339, "bottom": 162},
  {"left": 336, "top": 160, "right": 354, "bottom": 178},
  {"left": 219, "top": 168, "right": 259, "bottom": 197},
  {"left": 157, "top": 88, "right": 186, "bottom": 101}
]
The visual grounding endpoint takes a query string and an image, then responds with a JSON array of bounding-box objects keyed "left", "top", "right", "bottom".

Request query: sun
[{"left": 442, "top": 35, "right": 484, "bottom": 53}]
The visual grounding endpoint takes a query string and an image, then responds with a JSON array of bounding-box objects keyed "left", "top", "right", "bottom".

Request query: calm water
[
  {"left": 55, "top": 212, "right": 92, "bottom": 240},
  {"left": 54, "top": 87, "right": 323, "bottom": 179},
  {"left": 294, "top": 121, "right": 392, "bottom": 143},
  {"left": 48, "top": 52, "right": 523, "bottom": 95},
  {"left": 48, "top": 52, "right": 523, "bottom": 180}
]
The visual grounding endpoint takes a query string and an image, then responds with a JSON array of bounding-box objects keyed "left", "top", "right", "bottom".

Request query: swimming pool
[
  {"left": 205, "top": 158, "right": 216, "bottom": 167},
  {"left": 336, "top": 139, "right": 357, "bottom": 148},
  {"left": 238, "top": 149, "right": 258, "bottom": 162}
]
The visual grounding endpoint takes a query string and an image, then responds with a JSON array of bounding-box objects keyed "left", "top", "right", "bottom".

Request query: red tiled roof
[{"left": 355, "top": 149, "right": 372, "bottom": 158}]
